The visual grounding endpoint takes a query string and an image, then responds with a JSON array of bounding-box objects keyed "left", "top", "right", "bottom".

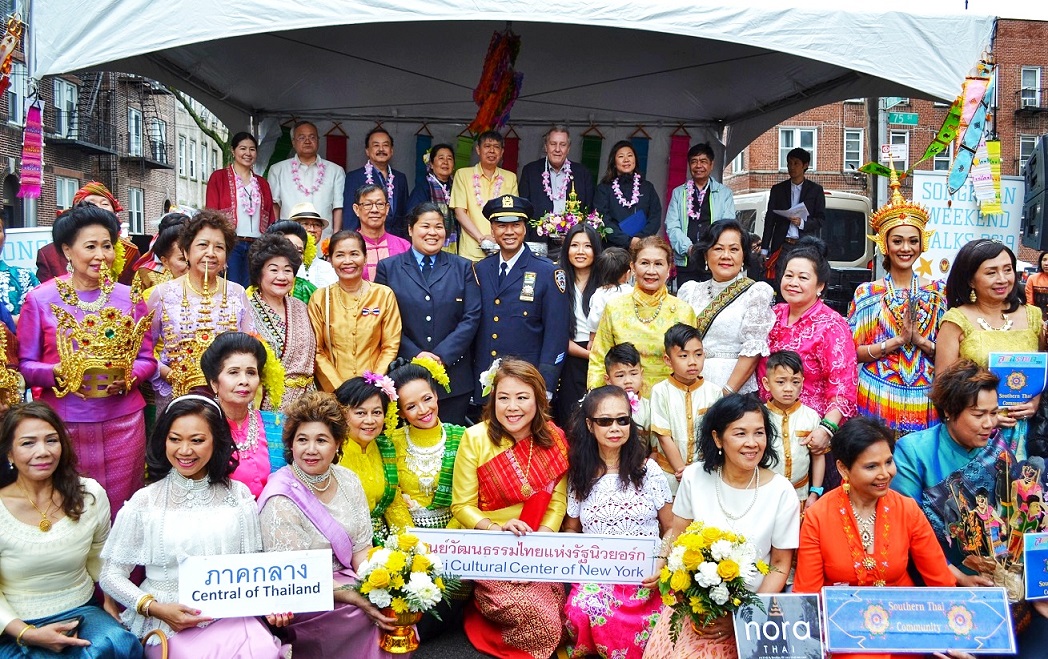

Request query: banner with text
[
  {"left": 1024, "top": 533, "right": 1048, "bottom": 601},
  {"left": 178, "top": 549, "right": 334, "bottom": 618},
  {"left": 823, "top": 586, "right": 1015, "bottom": 654},
  {"left": 3, "top": 227, "right": 51, "bottom": 272},
  {"left": 413, "top": 529, "right": 657, "bottom": 584},
  {"left": 733, "top": 593, "right": 824, "bottom": 659},
  {"left": 911, "top": 171, "right": 1024, "bottom": 280}
]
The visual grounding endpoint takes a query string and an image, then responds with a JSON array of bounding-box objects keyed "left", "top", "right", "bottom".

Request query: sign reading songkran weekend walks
[
  {"left": 178, "top": 549, "right": 334, "bottom": 618},
  {"left": 412, "top": 528, "right": 658, "bottom": 584}
]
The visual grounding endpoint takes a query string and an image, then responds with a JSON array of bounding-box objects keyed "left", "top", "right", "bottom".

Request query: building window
[
  {"left": 149, "top": 118, "right": 167, "bottom": 164},
  {"left": 843, "top": 129, "right": 864, "bottom": 172},
  {"left": 56, "top": 176, "right": 79, "bottom": 210},
  {"left": 933, "top": 143, "right": 954, "bottom": 172},
  {"left": 200, "top": 143, "right": 209, "bottom": 179},
  {"left": 127, "top": 108, "right": 143, "bottom": 156},
  {"left": 1020, "top": 135, "right": 1039, "bottom": 169},
  {"left": 1021, "top": 66, "right": 1041, "bottom": 108},
  {"left": 53, "top": 79, "right": 78, "bottom": 138},
  {"left": 889, "top": 131, "right": 909, "bottom": 171},
  {"left": 188, "top": 139, "right": 197, "bottom": 180},
  {"left": 128, "top": 187, "right": 145, "bottom": 234},
  {"left": 730, "top": 150, "right": 745, "bottom": 174},
  {"left": 178, "top": 136, "right": 187, "bottom": 177},
  {"left": 212, "top": 149, "right": 219, "bottom": 173},
  {"left": 779, "top": 128, "right": 817, "bottom": 170},
  {"left": 6, "top": 61, "right": 27, "bottom": 125}
]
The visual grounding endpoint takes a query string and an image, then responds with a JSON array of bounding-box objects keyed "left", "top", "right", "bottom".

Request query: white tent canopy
[{"left": 29, "top": 1, "right": 995, "bottom": 161}]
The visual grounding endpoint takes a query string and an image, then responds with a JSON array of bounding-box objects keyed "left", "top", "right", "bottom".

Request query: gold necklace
[
  {"left": 56, "top": 275, "right": 114, "bottom": 313},
  {"left": 520, "top": 439, "right": 535, "bottom": 497},
  {"left": 16, "top": 481, "right": 57, "bottom": 532},
  {"left": 334, "top": 281, "right": 367, "bottom": 313}
]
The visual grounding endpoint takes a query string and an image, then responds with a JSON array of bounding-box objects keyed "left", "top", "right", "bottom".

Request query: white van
[{"left": 733, "top": 189, "right": 874, "bottom": 314}]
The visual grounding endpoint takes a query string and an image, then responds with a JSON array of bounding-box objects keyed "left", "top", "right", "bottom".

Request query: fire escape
[
  {"left": 119, "top": 75, "right": 174, "bottom": 173},
  {"left": 43, "top": 71, "right": 119, "bottom": 190}
]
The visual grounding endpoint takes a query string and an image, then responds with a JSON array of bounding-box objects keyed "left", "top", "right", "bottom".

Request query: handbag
[{"left": 141, "top": 629, "right": 169, "bottom": 659}]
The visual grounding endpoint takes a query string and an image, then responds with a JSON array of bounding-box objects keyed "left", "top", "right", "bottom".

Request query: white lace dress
[
  {"left": 99, "top": 473, "right": 263, "bottom": 640},
  {"left": 677, "top": 275, "right": 775, "bottom": 393},
  {"left": 567, "top": 459, "right": 671, "bottom": 537}
]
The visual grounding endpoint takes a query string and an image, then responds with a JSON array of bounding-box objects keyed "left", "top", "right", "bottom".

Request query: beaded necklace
[
  {"left": 713, "top": 467, "right": 760, "bottom": 522},
  {"left": 404, "top": 424, "right": 447, "bottom": 497},
  {"left": 56, "top": 275, "right": 114, "bottom": 313},
  {"left": 838, "top": 488, "right": 891, "bottom": 586},
  {"left": 884, "top": 274, "right": 920, "bottom": 332},
  {"left": 231, "top": 408, "right": 261, "bottom": 454}
]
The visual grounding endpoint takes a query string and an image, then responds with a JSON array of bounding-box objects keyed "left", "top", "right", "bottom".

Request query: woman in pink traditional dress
[
  {"left": 563, "top": 386, "right": 672, "bottom": 659},
  {"left": 756, "top": 236, "right": 857, "bottom": 489},
  {"left": 205, "top": 131, "right": 274, "bottom": 287},
  {"left": 257, "top": 391, "right": 401, "bottom": 658},
  {"left": 200, "top": 332, "right": 272, "bottom": 498},
  {"left": 17, "top": 204, "right": 156, "bottom": 519},
  {"left": 451, "top": 358, "right": 570, "bottom": 659}
]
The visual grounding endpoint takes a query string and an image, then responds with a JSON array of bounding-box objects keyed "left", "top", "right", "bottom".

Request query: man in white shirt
[{"left": 268, "top": 121, "right": 346, "bottom": 237}]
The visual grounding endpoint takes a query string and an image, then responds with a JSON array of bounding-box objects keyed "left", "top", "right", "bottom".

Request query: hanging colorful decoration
[
  {"left": 17, "top": 99, "right": 43, "bottom": 200},
  {"left": 502, "top": 126, "right": 520, "bottom": 174},
  {"left": 978, "top": 139, "right": 1003, "bottom": 215},
  {"left": 630, "top": 126, "right": 651, "bottom": 178},
  {"left": 954, "top": 65, "right": 993, "bottom": 153},
  {"left": 0, "top": 14, "right": 25, "bottom": 98},
  {"left": 858, "top": 93, "right": 963, "bottom": 180},
  {"left": 467, "top": 29, "right": 524, "bottom": 134},
  {"left": 948, "top": 69, "right": 995, "bottom": 196},
  {"left": 665, "top": 125, "right": 691, "bottom": 206},
  {"left": 580, "top": 126, "right": 604, "bottom": 190},
  {"left": 324, "top": 122, "right": 348, "bottom": 169}
]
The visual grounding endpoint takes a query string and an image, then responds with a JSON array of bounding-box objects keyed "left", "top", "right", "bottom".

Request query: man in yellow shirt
[{"left": 450, "top": 130, "right": 519, "bottom": 261}]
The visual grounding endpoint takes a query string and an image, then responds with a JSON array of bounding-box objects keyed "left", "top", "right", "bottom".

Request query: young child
[
  {"left": 761, "top": 350, "right": 824, "bottom": 510},
  {"left": 603, "top": 342, "right": 650, "bottom": 439},
  {"left": 587, "top": 247, "right": 633, "bottom": 340},
  {"left": 649, "top": 323, "right": 723, "bottom": 493}
]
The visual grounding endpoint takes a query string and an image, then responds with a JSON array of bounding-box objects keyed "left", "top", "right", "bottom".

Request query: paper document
[{"left": 773, "top": 202, "right": 809, "bottom": 222}]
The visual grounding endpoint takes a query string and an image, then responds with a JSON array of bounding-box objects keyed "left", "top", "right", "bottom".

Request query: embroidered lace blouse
[
  {"left": 566, "top": 459, "right": 670, "bottom": 538},
  {"left": 100, "top": 474, "right": 262, "bottom": 640}
]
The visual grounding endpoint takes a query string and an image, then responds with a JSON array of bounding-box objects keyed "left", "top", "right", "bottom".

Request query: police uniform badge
[
  {"left": 554, "top": 269, "right": 567, "bottom": 294},
  {"left": 521, "top": 272, "right": 536, "bottom": 302}
]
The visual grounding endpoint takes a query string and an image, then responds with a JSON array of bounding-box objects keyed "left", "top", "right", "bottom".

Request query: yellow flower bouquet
[{"left": 657, "top": 521, "right": 769, "bottom": 642}]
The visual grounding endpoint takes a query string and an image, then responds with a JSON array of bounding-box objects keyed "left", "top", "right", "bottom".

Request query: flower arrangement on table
[
  {"left": 657, "top": 521, "right": 769, "bottom": 642},
  {"left": 355, "top": 531, "right": 451, "bottom": 652},
  {"left": 530, "top": 185, "right": 609, "bottom": 239}
]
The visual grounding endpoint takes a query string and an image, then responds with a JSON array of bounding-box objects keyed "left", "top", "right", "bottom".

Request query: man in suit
[
  {"left": 473, "top": 195, "right": 570, "bottom": 406},
  {"left": 342, "top": 127, "right": 411, "bottom": 238},
  {"left": 760, "top": 147, "right": 825, "bottom": 281},
  {"left": 374, "top": 202, "right": 481, "bottom": 425},
  {"left": 518, "top": 125, "right": 595, "bottom": 251}
]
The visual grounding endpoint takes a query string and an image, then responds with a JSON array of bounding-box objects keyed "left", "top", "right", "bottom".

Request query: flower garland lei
[
  {"left": 473, "top": 172, "right": 504, "bottom": 207},
  {"left": 612, "top": 173, "right": 640, "bottom": 208},
  {"left": 541, "top": 160, "right": 572, "bottom": 201},
  {"left": 365, "top": 161, "right": 396, "bottom": 202},
  {"left": 235, "top": 172, "right": 261, "bottom": 216},
  {"left": 291, "top": 158, "right": 326, "bottom": 197},
  {"left": 685, "top": 180, "right": 708, "bottom": 221}
]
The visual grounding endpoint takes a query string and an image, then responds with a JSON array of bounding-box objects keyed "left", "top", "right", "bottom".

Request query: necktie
[
  {"left": 498, "top": 262, "right": 508, "bottom": 287},
  {"left": 422, "top": 255, "right": 434, "bottom": 282}
]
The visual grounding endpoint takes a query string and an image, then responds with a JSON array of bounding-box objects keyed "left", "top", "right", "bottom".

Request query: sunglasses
[{"left": 589, "top": 416, "right": 631, "bottom": 427}]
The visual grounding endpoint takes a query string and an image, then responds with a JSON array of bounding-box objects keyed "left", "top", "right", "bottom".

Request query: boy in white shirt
[
  {"left": 762, "top": 350, "right": 824, "bottom": 511},
  {"left": 603, "top": 342, "right": 650, "bottom": 442}
]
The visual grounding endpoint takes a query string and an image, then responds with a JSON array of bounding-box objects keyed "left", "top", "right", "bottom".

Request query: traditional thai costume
[
  {"left": 248, "top": 290, "right": 317, "bottom": 412},
  {"left": 227, "top": 407, "right": 271, "bottom": 498},
  {"left": 338, "top": 438, "right": 413, "bottom": 545},
  {"left": 0, "top": 259, "right": 38, "bottom": 316},
  {"left": 649, "top": 376, "right": 723, "bottom": 493},
  {"left": 765, "top": 401, "right": 822, "bottom": 500},
  {"left": 451, "top": 421, "right": 570, "bottom": 659},
  {"left": 257, "top": 466, "right": 399, "bottom": 659}
]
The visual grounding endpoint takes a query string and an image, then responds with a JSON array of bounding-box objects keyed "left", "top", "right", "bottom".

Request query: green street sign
[
  {"left": 888, "top": 112, "right": 919, "bottom": 126},
  {"left": 882, "top": 96, "right": 907, "bottom": 110}
]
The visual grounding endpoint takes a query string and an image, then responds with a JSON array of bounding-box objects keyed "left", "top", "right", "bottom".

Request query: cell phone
[{"left": 54, "top": 615, "right": 84, "bottom": 637}]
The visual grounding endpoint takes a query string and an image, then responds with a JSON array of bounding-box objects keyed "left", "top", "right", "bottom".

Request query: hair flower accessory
[
  {"left": 412, "top": 356, "right": 451, "bottom": 393},
  {"left": 302, "top": 233, "right": 318, "bottom": 268},
  {"left": 626, "top": 390, "right": 641, "bottom": 414},
  {"left": 364, "top": 371, "right": 399, "bottom": 401},
  {"left": 478, "top": 358, "right": 502, "bottom": 397}
]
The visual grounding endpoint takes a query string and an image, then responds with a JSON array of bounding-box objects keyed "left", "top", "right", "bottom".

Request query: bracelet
[
  {"left": 809, "top": 486, "right": 825, "bottom": 497},
  {"left": 16, "top": 624, "right": 35, "bottom": 647},
  {"left": 865, "top": 345, "right": 876, "bottom": 360},
  {"left": 880, "top": 341, "right": 888, "bottom": 356},
  {"left": 656, "top": 555, "right": 668, "bottom": 561},
  {"left": 819, "top": 419, "right": 838, "bottom": 436},
  {"left": 723, "top": 383, "right": 736, "bottom": 394},
  {"left": 136, "top": 594, "right": 156, "bottom": 616}
]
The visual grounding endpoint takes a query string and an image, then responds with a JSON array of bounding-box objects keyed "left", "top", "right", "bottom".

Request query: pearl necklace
[
  {"left": 714, "top": 466, "right": 760, "bottom": 522},
  {"left": 291, "top": 461, "right": 333, "bottom": 493},
  {"left": 233, "top": 408, "right": 260, "bottom": 454},
  {"left": 404, "top": 424, "right": 447, "bottom": 496},
  {"left": 976, "top": 312, "right": 1013, "bottom": 332}
]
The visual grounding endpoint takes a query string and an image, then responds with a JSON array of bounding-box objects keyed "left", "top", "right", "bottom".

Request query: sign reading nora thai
[
  {"left": 822, "top": 586, "right": 1015, "bottom": 654},
  {"left": 178, "top": 549, "right": 334, "bottom": 618},
  {"left": 413, "top": 529, "right": 657, "bottom": 584},
  {"left": 733, "top": 594, "right": 823, "bottom": 659}
]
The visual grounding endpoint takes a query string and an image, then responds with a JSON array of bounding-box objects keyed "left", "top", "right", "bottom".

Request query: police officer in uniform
[{"left": 473, "top": 195, "right": 570, "bottom": 406}]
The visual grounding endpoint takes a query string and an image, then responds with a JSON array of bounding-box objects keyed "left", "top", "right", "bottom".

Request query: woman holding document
[{"left": 594, "top": 141, "right": 662, "bottom": 250}]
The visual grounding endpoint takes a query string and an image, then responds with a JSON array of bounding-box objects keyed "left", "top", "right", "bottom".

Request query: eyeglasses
[
  {"left": 589, "top": 416, "right": 631, "bottom": 427},
  {"left": 293, "top": 135, "right": 318, "bottom": 143},
  {"left": 357, "top": 201, "right": 388, "bottom": 210}
]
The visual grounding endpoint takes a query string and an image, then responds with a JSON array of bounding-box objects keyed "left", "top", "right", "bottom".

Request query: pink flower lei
[
  {"left": 363, "top": 371, "right": 398, "bottom": 401},
  {"left": 541, "top": 160, "right": 572, "bottom": 201},
  {"left": 364, "top": 161, "right": 395, "bottom": 202},
  {"left": 473, "top": 171, "right": 504, "bottom": 207},
  {"left": 612, "top": 173, "right": 640, "bottom": 208},
  {"left": 685, "top": 180, "right": 708, "bottom": 221},
  {"left": 291, "top": 158, "right": 326, "bottom": 197},
  {"left": 235, "top": 172, "right": 261, "bottom": 216}
]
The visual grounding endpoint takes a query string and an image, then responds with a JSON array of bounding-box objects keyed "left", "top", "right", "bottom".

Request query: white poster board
[{"left": 2, "top": 227, "right": 51, "bottom": 272}]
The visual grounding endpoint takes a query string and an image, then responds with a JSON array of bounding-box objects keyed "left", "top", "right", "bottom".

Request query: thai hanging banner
[
  {"left": 412, "top": 528, "right": 657, "bottom": 584},
  {"left": 178, "top": 549, "right": 334, "bottom": 618},
  {"left": 1023, "top": 533, "right": 1048, "bottom": 601},
  {"left": 988, "top": 352, "right": 1048, "bottom": 405},
  {"left": 733, "top": 593, "right": 824, "bottom": 659},
  {"left": 822, "top": 586, "right": 1015, "bottom": 654}
]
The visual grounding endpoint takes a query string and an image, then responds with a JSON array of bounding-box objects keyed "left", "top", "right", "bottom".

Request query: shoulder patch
[{"left": 554, "top": 269, "right": 567, "bottom": 294}]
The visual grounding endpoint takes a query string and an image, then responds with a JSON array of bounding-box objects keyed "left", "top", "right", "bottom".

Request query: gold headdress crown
[
  {"left": 869, "top": 168, "right": 933, "bottom": 255},
  {"left": 51, "top": 303, "right": 153, "bottom": 399}
]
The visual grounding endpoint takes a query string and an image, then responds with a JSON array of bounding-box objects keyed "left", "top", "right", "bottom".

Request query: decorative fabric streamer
[
  {"left": 949, "top": 71, "right": 995, "bottom": 196},
  {"left": 468, "top": 30, "right": 524, "bottom": 134},
  {"left": 909, "top": 97, "right": 962, "bottom": 173},
  {"left": 502, "top": 129, "right": 519, "bottom": 174},
  {"left": 664, "top": 132, "right": 691, "bottom": 206},
  {"left": 580, "top": 133, "right": 604, "bottom": 190},
  {"left": 970, "top": 139, "right": 995, "bottom": 206},
  {"left": 981, "top": 140, "right": 1003, "bottom": 215},
  {"left": 414, "top": 132, "right": 433, "bottom": 189},
  {"left": 630, "top": 133, "right": 650, "bottom": 178},
  {"left": 954, "top": 73, "right": 991, "bottom": 153},
  {"left": 262, "top": 124, "right": 293, "bottom": 178},
  {"left": 324, "top": 123, "right": 347, "bottom": 169},
  {"left": 17, "top": 99, "right": 43, "bottom": 199},
  {"left": 455, "top": 134, "right": 474, "bottom": 170}
]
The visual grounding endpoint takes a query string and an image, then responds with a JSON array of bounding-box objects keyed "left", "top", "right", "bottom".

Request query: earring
[
  {"left": 66, "top": 261, "right": 74, "bottom": 274},
  {"left": 842, "top": 480, "right": 851, "bottom": 494},
  {"left": 969, "top": 290, "right": 977, "bottom": 303}
]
